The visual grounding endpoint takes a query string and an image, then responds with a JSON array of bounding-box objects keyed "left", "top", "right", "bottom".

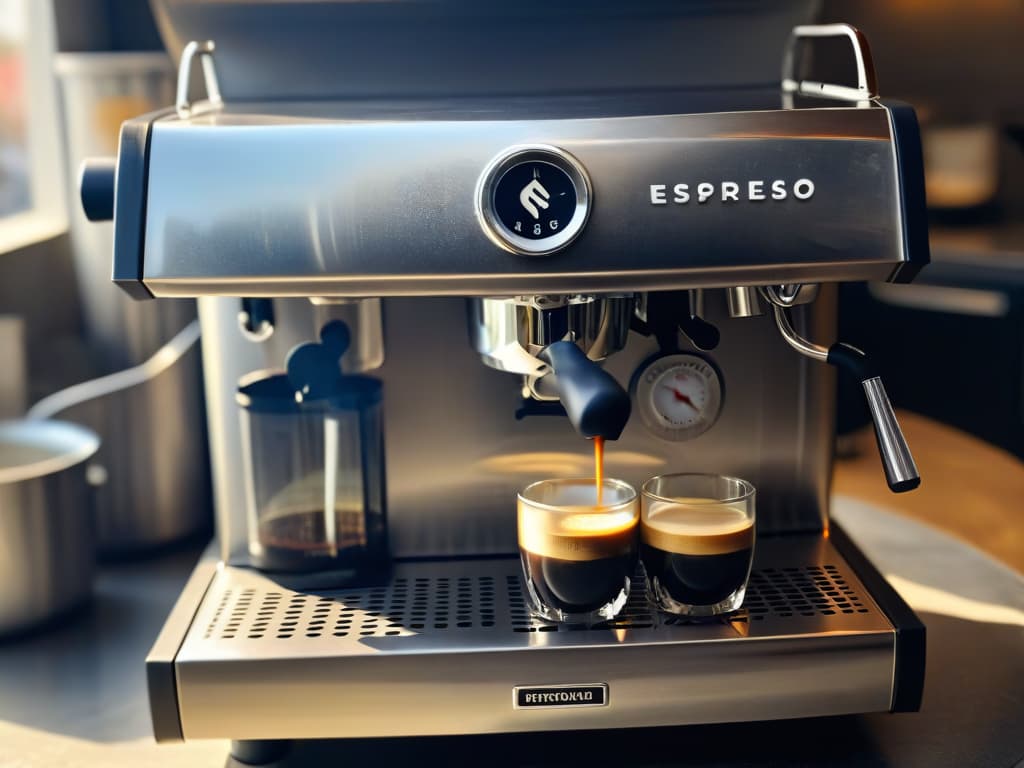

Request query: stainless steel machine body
[
  {"left": 117, "top": 98, "right": 919, "bottom": 299},
  {"left": 79, "top": 3, "right": 930, "bottom": 748}
]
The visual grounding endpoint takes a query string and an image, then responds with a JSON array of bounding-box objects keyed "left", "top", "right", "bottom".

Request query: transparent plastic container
[{"left": 237, "top": 371, "right": 388, "bottom": 582}]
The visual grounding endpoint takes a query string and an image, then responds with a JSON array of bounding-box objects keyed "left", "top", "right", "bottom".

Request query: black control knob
[
  {"left": 79, "top": 157, "right": 117, "bottom": 222},
  {"left": 478, "top": 146, "right": 590, "bottom": 256}
]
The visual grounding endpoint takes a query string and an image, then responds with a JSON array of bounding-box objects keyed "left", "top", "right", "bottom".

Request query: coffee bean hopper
[{"left": 80, "top": 2, "right": 927, "bottom": 762}]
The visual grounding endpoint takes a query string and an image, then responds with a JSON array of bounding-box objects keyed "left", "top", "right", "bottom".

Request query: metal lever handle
[
  {"left": 772, "top": 307, "right": 920, "bottom": 493},
  {"left": 781, "top": 23, "right": 878, "bottom": 102}
]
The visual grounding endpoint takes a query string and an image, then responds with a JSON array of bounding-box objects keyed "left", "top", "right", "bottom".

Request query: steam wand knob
[
  {"left": 772, "top": 304, "right": 920, "bottom": 493},
  {"left": 79, "top": 157, "right": 116, "bottom": 222}
]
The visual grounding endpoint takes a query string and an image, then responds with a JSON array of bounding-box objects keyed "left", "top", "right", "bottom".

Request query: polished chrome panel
[
  {"left": 469, "top": 295, "right": 632, "bottom": 375},
  {"left": 726, "top": 286, "right": 763, "bottom": 318},
  {"left": 140, "top": 105, "right": 904, "bottom": 297},
  {"left": 170, "top": 536, "right": 894, "bottom": 739},
  {"left": 202, "top": 294, "right": 835, "bottom": 563}
]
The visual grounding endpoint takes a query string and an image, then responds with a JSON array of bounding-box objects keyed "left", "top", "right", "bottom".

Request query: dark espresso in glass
[
  {"left": 520, "top": 526, "right": 637, "bottom": 615},
  {"left": 518, "top": 478, "right": 638, "bottom": 623},
  {"left": 641, "top": 504, "right": 754, "bottom": 613},
  {"left": 257, "top": 505, "right": 377, "bottom": 573}
]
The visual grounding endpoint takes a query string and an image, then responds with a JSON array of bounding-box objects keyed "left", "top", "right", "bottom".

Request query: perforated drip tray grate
[
  {"left": 746, "top": 565, "right": 870, "bottom": 619},
  {"left": 206, "top": 573, "right": 500, "bottom": 641},
  {"left": 505, "top": 565, "right": 868, "bottom": 633},
  {"left": 196, "top": 539, "right": 888, "bottom": 647}
]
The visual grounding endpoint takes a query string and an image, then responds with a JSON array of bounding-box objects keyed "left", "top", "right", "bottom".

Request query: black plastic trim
[
  {"left": 826, "top": 342, "right": 877, "bottom": 382},
  {"left": 146, "top": 550, "right": 219, "bottom": 742},
  {"left": 231, "top": 740, "right": 292, "bottom": 765},
  {"left": 830, "top": 522, "right": 926, "bottom": 712},
  {"left": 882, "top": 100, "right": 931, "bottom": 284},
  {"left": 112, "top": 108, "right": 175, "bottom": 300}
]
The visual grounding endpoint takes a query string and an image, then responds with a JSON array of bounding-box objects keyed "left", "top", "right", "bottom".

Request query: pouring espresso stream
[{"left": 536, "top": 339, "right": 630, "bottom": 507}]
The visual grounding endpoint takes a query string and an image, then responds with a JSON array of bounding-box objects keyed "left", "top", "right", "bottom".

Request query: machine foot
[{"left": 230, "top": 740, "right": 292, "bottom": 766}]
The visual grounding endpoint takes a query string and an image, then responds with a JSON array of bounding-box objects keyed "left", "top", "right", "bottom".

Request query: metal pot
[
  {"left": 0, "top": 420, "right": 100, "bottom": 637},
  {"left": 26, "top": 321, "right": 209, "bottom": 555}
]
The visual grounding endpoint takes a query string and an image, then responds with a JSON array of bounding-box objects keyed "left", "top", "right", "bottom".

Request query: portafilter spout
[
  {"left": 764, "top": 286, "right": 920, "bottom": 493},
  {"left": 538, "top": 341, "right": 631, "bottom": 441}
]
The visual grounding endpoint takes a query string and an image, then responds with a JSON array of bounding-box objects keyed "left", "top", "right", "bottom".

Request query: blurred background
[
  {"left": 0, "top": 2, "right": 1021, "bottom": 763},
  {"left": 0, "top": 0, "right": 209, "bottom": 575}
]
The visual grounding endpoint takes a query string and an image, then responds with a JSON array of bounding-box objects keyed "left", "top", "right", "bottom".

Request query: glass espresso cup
[
  {"left": 640, "top": 474, "right": 755, "bottom": 617},
  {"left": 518, "top": 478, "right": 639, "bottom": 624}
]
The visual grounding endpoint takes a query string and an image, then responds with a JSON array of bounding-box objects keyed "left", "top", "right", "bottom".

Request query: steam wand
[{"left": 768, "top": 294, "right": 920, "bottom": 493}]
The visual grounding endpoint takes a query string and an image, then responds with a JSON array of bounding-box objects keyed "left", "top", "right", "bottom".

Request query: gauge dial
[{"left": 632, "top": 353, "right": 723, "bottom": 441}]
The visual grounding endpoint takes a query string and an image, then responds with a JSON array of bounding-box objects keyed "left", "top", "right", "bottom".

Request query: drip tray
[
  {"left": 203, "top": 559, "right": 874, "bottom": 642},
  {"left": 168, "top": 535, "right": 897, "bottom": 740}
]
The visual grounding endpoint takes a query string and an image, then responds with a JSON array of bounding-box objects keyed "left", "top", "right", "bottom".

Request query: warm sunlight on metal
[{"left": 887, "top": 575, "right": 1024, "bottom": 627}]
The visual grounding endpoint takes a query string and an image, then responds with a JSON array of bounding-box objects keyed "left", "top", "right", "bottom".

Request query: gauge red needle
[{"left": 663, "top": 386, "right": 697, "bottom": 410}]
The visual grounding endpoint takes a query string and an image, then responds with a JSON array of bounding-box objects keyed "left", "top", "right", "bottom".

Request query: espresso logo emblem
[
  {"left": 649, "top": 178, "right": 815, "bottom": 205},
  {"left": 519, "top": 178, "right": 551, "bottom": 219},
  {"left": 514, "top": 684, "right": 608, "bottom": 709}
]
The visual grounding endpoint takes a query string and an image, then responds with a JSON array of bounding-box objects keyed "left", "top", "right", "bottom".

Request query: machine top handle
[
  {"left": 782, "top": 23, "right": 878, "bottom": 102},
  {"left": 176, "top": 40, "right": 223, "bottom": 119}
]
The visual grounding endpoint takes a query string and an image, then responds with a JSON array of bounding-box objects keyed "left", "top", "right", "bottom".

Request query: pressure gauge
[{"left": 632, "top": 353, "right": 724, "bottom": 441}]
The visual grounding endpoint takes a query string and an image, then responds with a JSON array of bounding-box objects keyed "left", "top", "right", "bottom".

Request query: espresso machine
[{"left": 80, "top": 1, "right": 928, "bottom": 759}]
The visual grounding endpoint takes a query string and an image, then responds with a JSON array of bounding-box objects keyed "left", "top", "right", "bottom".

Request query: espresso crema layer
[
  {"left": 518, "top": 503, "right": 638, "bottom": 561},
  {"left": 641, "top": 501, "right": 754, "bottom": 556}
]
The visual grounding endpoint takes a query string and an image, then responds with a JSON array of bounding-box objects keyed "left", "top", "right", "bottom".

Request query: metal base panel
[{"left": 151, "top": 534, "right": 900, "bottom": 740}]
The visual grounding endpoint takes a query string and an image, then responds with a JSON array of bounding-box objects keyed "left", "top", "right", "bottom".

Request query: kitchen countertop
[
  {"left": 835, "top": 410, "right": 1024, "bottom": 573},
  {"left": 1, "top": 494, "right": 1021, "bottom": 768}
]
